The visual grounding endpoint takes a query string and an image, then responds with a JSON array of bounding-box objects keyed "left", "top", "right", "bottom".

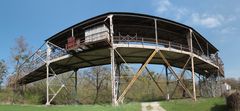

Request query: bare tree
[
  {"left": 238, "top": 78, "right": 240, "bottom": 90},
  {"left": 11, "top": 36, "right": 31, "bottom": 70},
  {"left": 0, "top": 59, "right": 7, "bottom": 90},
  {"left": 7, "top": 36, "right": 32, "bottom": 85},
  {"left": 83, "top": 66, "right": 110, "bottom": 104},
  {"left": 8, "top": 36, "right": 32, "bottom": 103},
  {"left": 225, "top": 78, "right": 240, "bottom": 89},
  {"left": 225, "top": 78, "right": 240, "bottom": 90}
]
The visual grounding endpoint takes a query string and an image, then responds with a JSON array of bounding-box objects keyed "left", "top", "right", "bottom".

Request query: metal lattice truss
[
  {"left": 17, "top": 41, "right": 78, "bottom": 105},
  {"left": 45, "top": 42, "right": 78, "bottom": 105},
  {"left": 17, "top": 42, "right": 68, "bottom": 78}
]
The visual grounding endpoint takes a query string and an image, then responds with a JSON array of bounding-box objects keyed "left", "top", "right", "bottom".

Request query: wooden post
[
  {"left": 116, "top": 63, "right": 121, "bottom": 100},
  {"left": 190, "top": 29, "right": 197, "bottom": 101},
  {"left": 108, "top": 14, "right": 118, "bottom": 106},
  {"left": 117, "top": 50, "right": 157, "bottom": 103},
  {"left": 74, "top": 69, "right": 78, "bottom": 99},
  {"left": 165, "top": 65, "right": 169, "bottom": 100},
  {"left": 154, "top": 19, "right": 158, "bottom": 46}
]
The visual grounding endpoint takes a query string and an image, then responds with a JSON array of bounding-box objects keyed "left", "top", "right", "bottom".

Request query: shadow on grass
[{"left": 211, "top": 104, "right": 228, "bottom": 111}]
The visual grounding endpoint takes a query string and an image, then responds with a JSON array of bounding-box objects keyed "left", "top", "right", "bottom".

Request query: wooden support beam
[
  {"left": 74, "top": 69, "right": 78, "bottom": 99},
  {"left": 190, "top": 29, "right": 197, "bottom": 101},
  {"left": 158, "top": 50, "right": 194, "bottom": 99},
  {"left": 193, "top": 32, "right": 204, "bottom": 54},
  {"left": 170, "top": 56, "right": 191, "bottom": 99},
  {"left": 111, "top": 47, "right": 117, "bottom": 105},
  {"left": 154, "top": 19, "right": 158, "bottom": 46},
  {"left": 46, "top": 42, "right": 51, "bottom": 105},
  {"left": 117, "top": 50, "right": 157, "bottom": 102},
  {"left": 145, "top": 67, "right": 165, "bottom": 96}
]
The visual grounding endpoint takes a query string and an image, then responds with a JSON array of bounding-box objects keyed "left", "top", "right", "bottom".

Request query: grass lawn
[
  {"left": 0, "top": 103, "right": 140, "bottom": 111},
  {"left": 160, "top": 97, "right": 227, "bottom": 111}
]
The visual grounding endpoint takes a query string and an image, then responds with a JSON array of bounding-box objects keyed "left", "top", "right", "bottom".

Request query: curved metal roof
[{"left": 45, "top": 12, "right": 218, "bottom": 52}]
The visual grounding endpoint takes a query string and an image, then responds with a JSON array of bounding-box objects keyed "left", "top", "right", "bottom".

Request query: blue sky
[{"left": 0, "top": 0, "right": 239, "bottom": 78}]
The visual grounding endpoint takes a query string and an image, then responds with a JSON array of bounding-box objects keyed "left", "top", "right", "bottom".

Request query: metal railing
[
  {"left": 17, "top": 33, "right": 224, "bottom": 80},
  {"left": 113, "top": 35, "right": 223, "bottom": 70},
  {"left": 17, "top": 42, "right": 68, "bottom": 78}
]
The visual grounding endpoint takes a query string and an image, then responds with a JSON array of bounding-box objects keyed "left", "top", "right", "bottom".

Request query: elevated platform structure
[{"left": 16, "top": 12, "right": 224, "bottom": 105}]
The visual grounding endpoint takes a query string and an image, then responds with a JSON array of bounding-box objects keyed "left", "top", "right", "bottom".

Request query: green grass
[
  {"left": 160, "top": 97, "right": 227, "bottom": 111},
  {"left": 0, "top": 103, "right": 140, "bottom": 111},
  {"left": 0, "top": 98, "right": 228, "bottom": 111}
]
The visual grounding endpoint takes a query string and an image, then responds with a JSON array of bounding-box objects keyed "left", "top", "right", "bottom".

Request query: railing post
[
  {"left": 154, "top": 19, "right": 158, "bottom": 47},
  {"left": 169, "top": 41, "right": 171, "bottom": 49},
  {"left": 118, "top": 33, "right": 120, "bottom": 42}
]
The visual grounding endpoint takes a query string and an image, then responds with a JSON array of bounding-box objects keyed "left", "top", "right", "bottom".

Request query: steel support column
[
  {"left": 46, "top": 42, "right": 51, "bottom": 105},
  {"left": 45, "top": 42, "right": 69, "bottom": 105}
]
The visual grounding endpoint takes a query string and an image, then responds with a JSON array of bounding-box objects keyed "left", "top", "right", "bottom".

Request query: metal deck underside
[{"left": 18, "top": 45, "right": 218, "bottom": 85}]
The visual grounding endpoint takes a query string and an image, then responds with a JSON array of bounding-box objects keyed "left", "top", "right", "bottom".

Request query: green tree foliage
[
  {"left": 6, "top": 36, "right": 32, "bottom": 104},
  {"left": 0, "top": 60, "right": 7, "bottom": 90}
]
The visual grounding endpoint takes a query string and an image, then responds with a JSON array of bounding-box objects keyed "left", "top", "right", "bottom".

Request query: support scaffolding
[
  {"left": 45, "top": 42, "right": 79, "bottom": 105},
  {"left": 16, "top": 13, "right": 224, "bottom": 106},
  {"left": 111, "top": 48, "right": 199, "bottom": 105},
  {"left": 108, "top": 18, "right": 218, "bottom": 105}
]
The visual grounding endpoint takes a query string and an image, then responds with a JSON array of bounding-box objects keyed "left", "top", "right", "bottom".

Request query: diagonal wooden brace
[
  {"left": 158, "top": 51, "right": 194, "bottom": 99},
  {"left": 114, "top": 48, "right": 135, "bottom": 75},
  {"left": 145, "top": 67, "right": 166, "bottom": 96},
  {"left": 117, "top": 50, "right": 157, "bottom": 102},
  {"left": 170, "top": 56, "right": 191, "bottom": 99}
]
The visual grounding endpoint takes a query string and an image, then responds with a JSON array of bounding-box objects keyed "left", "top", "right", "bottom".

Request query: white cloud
[
  {"left": 153, "top": 0, "right": 237, "bottom": 30},
  {"left": 191, "top": 13, "right": 224, "bottom": 28},
  {"left": 154, "top": 0, "right": 188, "bottom": 20},
  {"left": 156, "top": 0, "right": 171, "bottom": 14},
  {"left": 175, "top": 8, "right": 188, "bottom": 20}
]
